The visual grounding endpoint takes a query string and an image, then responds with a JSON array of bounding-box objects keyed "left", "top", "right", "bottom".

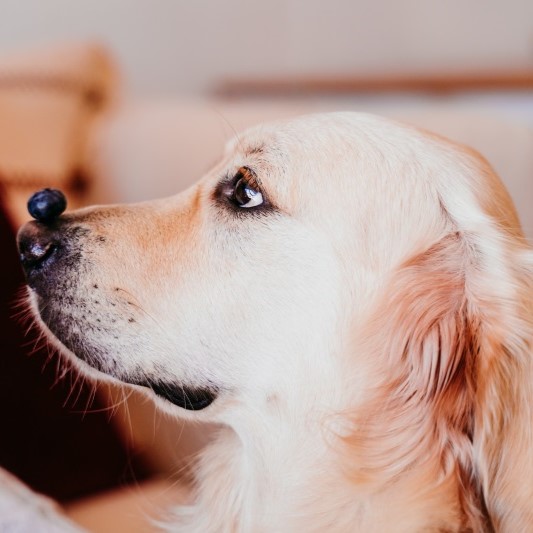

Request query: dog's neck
[
  {"left": 170, "top": 399, "right": 467, "bottom": 532},
  {"left": 173, "top": 412, "right": 347, "bottom": 532}
]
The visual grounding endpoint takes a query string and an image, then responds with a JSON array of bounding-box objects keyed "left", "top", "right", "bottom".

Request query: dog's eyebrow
[{"left": 244, "top": 144, "right": 264, "bottom": 156}]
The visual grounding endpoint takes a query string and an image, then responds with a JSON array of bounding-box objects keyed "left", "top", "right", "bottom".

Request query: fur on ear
[
  {"left": 469, "top": 239, "right": 533, "bottom": 532},
  {"left": 345, "top": 229, "right": 533, "bottom": 531}
]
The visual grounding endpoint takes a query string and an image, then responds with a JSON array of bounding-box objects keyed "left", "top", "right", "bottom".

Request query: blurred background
[
  {"left": 2, "top": 0, "right": 533, "bottom": 99},
  {"left": 0, "top": 1, "right": 532, "bottom": 531}
]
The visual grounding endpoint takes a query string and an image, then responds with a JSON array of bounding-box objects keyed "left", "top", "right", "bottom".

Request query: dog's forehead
[
  {"left": 227, "top": 113, "right": 358, "bottom": 155},
  {"left": 223, "top": 114, "right": 421, "bottom": 187},
  {"left": 224, "top": 112, "right": 427, "bottom": 174}
]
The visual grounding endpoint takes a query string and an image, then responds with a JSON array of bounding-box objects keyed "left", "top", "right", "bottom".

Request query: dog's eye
[{"left": 231, "top": 169, "right": 264, "bottom": 208}]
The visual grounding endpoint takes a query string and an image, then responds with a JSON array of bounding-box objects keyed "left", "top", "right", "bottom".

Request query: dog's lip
[{"left": 130, "top": 378, "right": 218, "bottom": 411}]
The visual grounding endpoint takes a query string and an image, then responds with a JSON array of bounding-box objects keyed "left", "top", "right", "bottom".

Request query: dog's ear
[
  {"left": 468, "top": 235, "right": 533, "bottom": 531},
  {"left": 364, "top": 233, "right": 487, "bottom": 526},
  {"left": 404, "top": 231, "right": 533, "bottom": 531},
  {"left": 350, "top": 230, "right": 533, "bottom": 530},
  {"left": 408, "top": 231, "right": 533, "bottom": 530}
]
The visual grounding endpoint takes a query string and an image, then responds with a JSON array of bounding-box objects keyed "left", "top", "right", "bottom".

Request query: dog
[{"left": 17, "top": 113, "right": 533, "bottom": 532}]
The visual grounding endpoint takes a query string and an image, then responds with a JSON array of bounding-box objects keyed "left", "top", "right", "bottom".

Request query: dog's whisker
[
  {"left": 62, "top": 362, "right": 86, "bottom": 409},
  {"left": 83, "top": 379, "right": 99, "bottom": 418},
  {"left": 121, "top": 386, "right": 135, "bottom": 443},
  {"left": 209, "top": 105, "right": 245, "bottom": 155},
  {"left": 71, "top": 385, "right": 133, "bottom": 415}
]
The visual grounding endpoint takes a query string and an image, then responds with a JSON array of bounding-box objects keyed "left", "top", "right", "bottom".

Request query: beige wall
[{"left": 1, "top": 0, "right": 532, "bottom": 96}]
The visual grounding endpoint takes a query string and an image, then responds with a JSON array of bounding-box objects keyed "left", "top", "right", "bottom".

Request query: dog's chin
[
  {"left": 54, "top": 338, "right": 218, "bottom": 411},
  {"left": 30, "top": 296, "right": 218, "bottom": 412}
]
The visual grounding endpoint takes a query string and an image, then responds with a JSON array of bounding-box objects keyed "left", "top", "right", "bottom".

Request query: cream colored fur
[{"left": 24, "top": 113, "right": 533, "bottom": 531}]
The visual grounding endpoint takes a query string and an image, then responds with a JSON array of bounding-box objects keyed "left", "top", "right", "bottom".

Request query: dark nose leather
[{"left": 18, "top": 221, "right": 62, "bottom": 279}]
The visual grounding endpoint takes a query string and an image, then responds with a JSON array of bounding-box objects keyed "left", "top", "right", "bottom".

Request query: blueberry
[{"left": 27, "top": 188, "right": 67, "bottom": 222}]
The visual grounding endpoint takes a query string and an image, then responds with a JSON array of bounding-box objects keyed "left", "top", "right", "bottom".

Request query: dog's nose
[
  {"left": 17, "top": 189, "right": 68, "bottom": 281},
  {"left": 18, "top": 221, "right": 60, "bottom": 271}
]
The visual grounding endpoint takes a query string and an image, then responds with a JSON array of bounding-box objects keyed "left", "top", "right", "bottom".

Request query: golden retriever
[{"left": 17, "top": 113, "right": 533, "bottom": 532}]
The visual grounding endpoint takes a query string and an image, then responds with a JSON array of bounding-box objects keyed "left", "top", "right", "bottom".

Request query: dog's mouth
[
  {"left": 125, "top": 377, "right": 218, "bottom": 411},
  {"left": 28, "top": 293, "right": 218, "bottom": 411}
]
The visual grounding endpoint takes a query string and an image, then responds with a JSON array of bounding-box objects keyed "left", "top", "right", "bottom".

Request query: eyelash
[{"left": 237, "top": 166, "right": 259, "bottom": 186}]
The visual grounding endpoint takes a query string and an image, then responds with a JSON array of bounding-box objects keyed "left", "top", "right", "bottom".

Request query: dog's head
[{"left": 17, "top": 113, "right": 533, "bottom": 529}]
